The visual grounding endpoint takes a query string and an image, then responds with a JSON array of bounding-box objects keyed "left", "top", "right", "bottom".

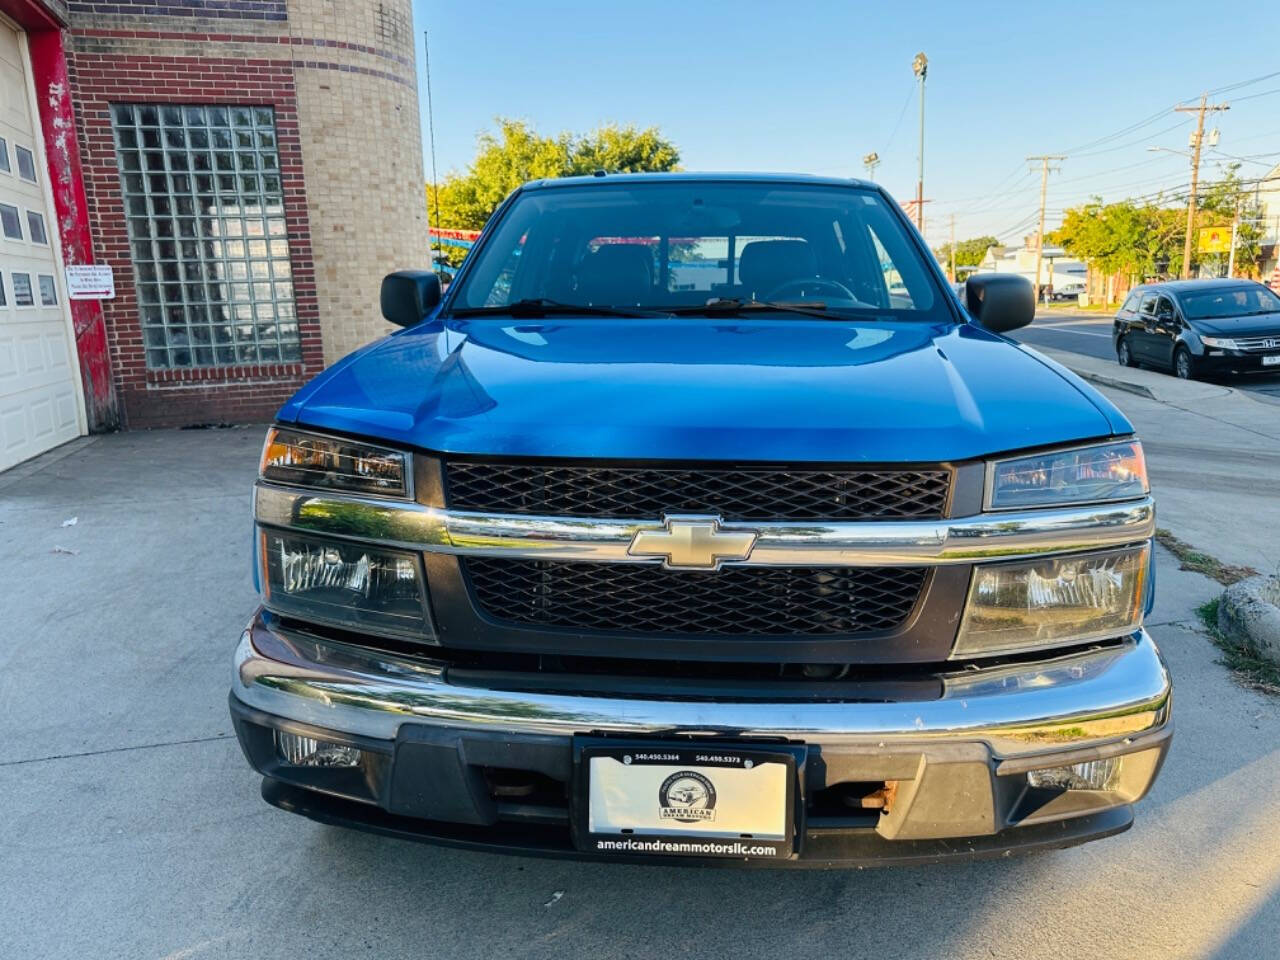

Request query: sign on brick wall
[{"left": 65, "top": 265, "right": 115, "bottom": 300}]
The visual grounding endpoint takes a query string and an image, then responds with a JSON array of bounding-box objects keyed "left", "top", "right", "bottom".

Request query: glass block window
[{"left": 111, "top": 103, "right": 298, "bottom": 369}]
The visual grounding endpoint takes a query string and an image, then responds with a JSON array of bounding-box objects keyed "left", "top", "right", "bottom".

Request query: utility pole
[
  {"left": 1174, "top": 94, "right": 1229, "bottom": 279},
  {"left": 913, "top": 52, "right": 928, "bottom": 231},
  {"left": 862, "top": 151, "right": 880, "bottom": 180},
  {"left": 1027, "top": 154, "right": 1064, "bottom": 306},
  {"left": 1227, "top": 196, "right": 1240, "bottom": 278},
  {"left": 948, "top": 213, "right": 956, "bottom": 282}
]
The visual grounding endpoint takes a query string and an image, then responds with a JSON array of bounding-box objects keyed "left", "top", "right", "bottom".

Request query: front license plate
[
  {"left": 575, "top": 742, "right": 798, "bottom": 860},
  {"left": 1262, "top": 354, "right": 1280, "bottom": 366}
]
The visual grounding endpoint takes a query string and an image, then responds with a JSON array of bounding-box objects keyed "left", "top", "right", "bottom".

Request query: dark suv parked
[{"left": 1114, "top": 279, "right": 1280, "bottom": 379}]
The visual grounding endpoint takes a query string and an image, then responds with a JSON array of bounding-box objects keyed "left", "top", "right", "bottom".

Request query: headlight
[
  {"left": 987, "top": 440, "right": 1147, "bottom": 510},
  {"left": 260, "top": 529, "right": 433, "bottom": 639},
  {"left": 953, "top": 544, "right": 1148, "bottom": 658},
  {"left": 260, "top": 426, "right": 410, "bottom": 498},
  {"left": 1200, "top": 336, "right": 1238, "bottom": 350}
]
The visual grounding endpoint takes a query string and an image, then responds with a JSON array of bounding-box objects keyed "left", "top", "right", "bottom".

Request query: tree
[
  {"left": 1051, "top": 196, "right": 1185, "bottom": 288},
  {"left": 1199, "top": 163, "right": 1265, "bottom": 278},
  {"left": 932, "top": 235, "right": 999, "bottom": 274},
  {"left": 426, "top": 119, "right": 681, "bottom": 270},
  {"left": 569, "top": 124, "right": 680, "bottom": 175}
]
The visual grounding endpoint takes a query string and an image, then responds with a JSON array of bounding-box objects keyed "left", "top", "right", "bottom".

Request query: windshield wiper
[
  {"left": 666, "top": 297, "right": 843, "bottom": 321},
  {"left": 451, "top": 298, "right": 671, "bottom": 319}
]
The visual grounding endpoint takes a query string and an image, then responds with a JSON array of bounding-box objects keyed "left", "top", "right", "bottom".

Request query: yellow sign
[{"left": 1198, "top": 226, "right": 1232, "bottom": 254}]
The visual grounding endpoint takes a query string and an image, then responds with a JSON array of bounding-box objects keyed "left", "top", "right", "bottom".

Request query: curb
[
  {"left": 1030, "top": 345, "right": 1240, "bottom": 405},
  {"left": 1218, "top": 576, "right": 1280, "bottom": 667},
  {"left": 1070, "top": 371, "right": 1156, "bottom": 400}
]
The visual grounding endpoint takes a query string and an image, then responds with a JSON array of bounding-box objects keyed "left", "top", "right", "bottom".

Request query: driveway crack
[{"left": 0, "top": 732, "right": 235, "bottom": 767}]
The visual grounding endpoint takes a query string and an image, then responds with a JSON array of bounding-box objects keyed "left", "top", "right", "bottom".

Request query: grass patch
[
  {"left": 1155, "top": 528, "right": 1258, "bottom": 586},
  {"left": 1196, "top": 596, "right": 1280, "bottom": 695}
]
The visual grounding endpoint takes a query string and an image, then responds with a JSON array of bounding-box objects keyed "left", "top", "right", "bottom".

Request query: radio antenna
[{"left": 423, "top": 29, "right": 441, "bottom": 269}]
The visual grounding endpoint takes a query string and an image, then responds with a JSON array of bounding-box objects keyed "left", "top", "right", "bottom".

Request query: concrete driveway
[{"left": 1, "top": 427, "right": 1277, "bottom": 960}]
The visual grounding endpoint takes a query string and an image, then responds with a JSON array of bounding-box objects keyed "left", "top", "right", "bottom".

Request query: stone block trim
[
  {"left": 68, "top": 1, "right": 288, "bottom": 20},
  {"left": 66, "top": 43, "right": 324, "bottom": 426}
]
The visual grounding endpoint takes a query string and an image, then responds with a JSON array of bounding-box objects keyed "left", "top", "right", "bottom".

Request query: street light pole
[{"left": 913, "top": 52, "right": 927, "bottom": 232}]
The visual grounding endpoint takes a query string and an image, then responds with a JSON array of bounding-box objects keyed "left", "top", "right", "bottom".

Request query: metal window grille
[{"left": 111, "top": 104, "right": 299, "bottom": 368}]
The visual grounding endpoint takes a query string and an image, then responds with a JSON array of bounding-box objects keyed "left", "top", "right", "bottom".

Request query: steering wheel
[{"left": 763, "top": 276, "right": 858, "bottom": 303}]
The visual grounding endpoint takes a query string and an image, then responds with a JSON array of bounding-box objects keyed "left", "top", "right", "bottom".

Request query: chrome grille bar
[{"left": 254, "top": 482, "right": 1156, "bottom": 568}]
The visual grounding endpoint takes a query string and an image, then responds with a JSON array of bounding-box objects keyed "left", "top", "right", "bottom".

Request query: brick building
[{"left": 0, "top": 0, "right": 429, "bottom": 471}]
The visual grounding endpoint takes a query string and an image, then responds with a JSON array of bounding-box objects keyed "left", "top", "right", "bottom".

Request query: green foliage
[
  {"left": 932, "top": 235, "right": 998, "bottom": 273},
  {"left": 1198, "top": 163, "right": 1265, "bottom": 277},
  {"left": 426, "top": 119, "right": 681, "bottom": 269},
  {"left": 1050, "top": 164, "right": 1266, "bottom": 282},
  {"left": 570, "top": 124, "right": 681, "bottom": 176},
  {"left": 1051, "top": 196, "right": 1183, "bottom": 280}
]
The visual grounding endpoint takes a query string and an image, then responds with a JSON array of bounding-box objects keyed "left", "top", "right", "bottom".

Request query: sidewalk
[
  {"left": 1034, "top": 344, "right": 1280, "bottom": 573},
  {"left": 1035, "top": 342, "right": 1280, "bottom": 415},
  {"left": 1, "top": 429, "right": 1276, "bottom": 960}
]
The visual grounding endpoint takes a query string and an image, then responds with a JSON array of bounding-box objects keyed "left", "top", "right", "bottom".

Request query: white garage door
[{"left": 0, "top": 21, "right": 81, "bottom": 473}]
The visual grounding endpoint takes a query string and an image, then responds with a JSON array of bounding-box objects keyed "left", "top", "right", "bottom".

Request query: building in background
[
  {"left": 978, "top": 239, "right": 1087, "bottom": 300},
  {"left": 0, "top": 0, "right": 428, "bottom": 472},
  {"left": 1257, "top": 161, "right": 1280, "bottom": 285}
]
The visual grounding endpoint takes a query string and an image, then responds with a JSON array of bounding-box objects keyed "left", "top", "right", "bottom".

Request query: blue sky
[{"left": 409, "top": 0, "right": 1280, "bottom": 248}]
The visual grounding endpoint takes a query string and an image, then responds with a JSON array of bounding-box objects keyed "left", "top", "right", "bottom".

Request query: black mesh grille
[
  {"left": 445, "top": 462, "right": 951, "bottom": 521},
  {"left": 463, "top": 559, "right": 927, "bottom": 636}
]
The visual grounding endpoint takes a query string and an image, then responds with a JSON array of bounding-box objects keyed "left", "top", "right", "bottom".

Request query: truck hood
[{"left": 280, "top": 317, "right": 1124, "bottom": 462}]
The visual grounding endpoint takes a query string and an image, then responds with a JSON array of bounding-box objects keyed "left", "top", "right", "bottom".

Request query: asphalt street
[
  {"left": 1014, "top": 310, "right": 1280, "bottom": 401},
  {"left": 1, "top": 415, "right": 1278, "bottom": 960}
]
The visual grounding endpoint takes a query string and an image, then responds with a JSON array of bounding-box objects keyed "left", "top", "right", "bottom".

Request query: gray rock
[{"left": 1218, "top": 575, "right": 1280, "bottom": 665}]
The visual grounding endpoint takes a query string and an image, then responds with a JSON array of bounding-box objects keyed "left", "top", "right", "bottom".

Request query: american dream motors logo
[{"left": 658, "top": 771, "right": 717, "bottom": 823}]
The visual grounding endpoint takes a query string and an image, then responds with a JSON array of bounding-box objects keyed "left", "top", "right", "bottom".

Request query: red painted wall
[
  {"left": 27, "top": 27, "right": 118, "bottom": 430},
  {"left": 0, "top": 0, "right": 119, "bottom": 430}
]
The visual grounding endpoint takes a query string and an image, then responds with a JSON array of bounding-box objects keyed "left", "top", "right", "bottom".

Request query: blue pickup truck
[{"left": 230, "top": 172, "right": 1170, "bottom": 866}]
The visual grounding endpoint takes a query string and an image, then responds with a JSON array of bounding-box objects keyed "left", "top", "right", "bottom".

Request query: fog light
[
  {"left": 1027, "top": 757, "right": 1121, "bottom": 791},
  {"left": 276, "top": 730, "right": 362, "bottom": 768}
]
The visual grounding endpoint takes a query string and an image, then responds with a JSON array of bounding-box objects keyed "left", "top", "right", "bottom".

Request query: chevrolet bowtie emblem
[{"left": 627, "top": 515, "right": 758, "bottom": 570}]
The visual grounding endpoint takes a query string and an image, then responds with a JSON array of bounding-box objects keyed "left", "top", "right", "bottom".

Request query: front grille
[
  {"left": 1231, "top": 336, "right": 1280, "bottom": 354},
  {"left": 463, "top": 559, "right": 927, "bottom": 636},
  {"left": 445, "top": 462, "right": 951, "bottom": 521}
]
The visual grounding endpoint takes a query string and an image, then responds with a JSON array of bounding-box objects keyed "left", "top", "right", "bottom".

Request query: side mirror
[
  {"left": 964, "top": 273, "right": 1035, "bottom": 333},
  {"left": 380, "top": 270, "right": 442, "bottom": 327}
]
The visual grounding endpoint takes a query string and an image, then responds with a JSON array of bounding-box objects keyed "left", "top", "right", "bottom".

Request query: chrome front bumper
[
  {"left": 234, "top": 612, "right": 1170, "bottom": 760},
  {"left": 232, "top": 612, "right": 1172, "bottom": 854}
]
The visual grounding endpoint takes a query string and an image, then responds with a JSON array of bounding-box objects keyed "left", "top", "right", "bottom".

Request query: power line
[
  {"left": 1228, "top": 85, "right": 1280, "bottom": 104},
  {"left": 1070, "top": 118, "right": 1192, "bottom": 159},
  {"left": 1207, "top": 69, "right": 1280, "bottom": 96},
  {"left": 881, "top": 81, "right": 916, "bottom": 154}
]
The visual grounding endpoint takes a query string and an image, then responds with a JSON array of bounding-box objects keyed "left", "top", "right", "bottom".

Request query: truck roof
[{"left": 521, "top": 170, "right": 876, "bottom": 191}]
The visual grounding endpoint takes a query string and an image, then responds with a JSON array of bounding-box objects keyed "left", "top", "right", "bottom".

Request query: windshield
[
  {"left": 1179, "top": 285, "right": 1280, "bottom": 320},
  {"left": 448, "top": 181, "right": 945, "bottom": 320}
]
